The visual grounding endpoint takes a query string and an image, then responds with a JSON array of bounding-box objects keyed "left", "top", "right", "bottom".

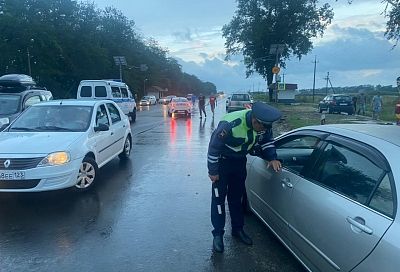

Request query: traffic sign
[
  {"left": 278, "top": 83, "right": 286, "bottom": 91},
  {"left": 272, "top": 66, "right": 280, "bottom": 74}
]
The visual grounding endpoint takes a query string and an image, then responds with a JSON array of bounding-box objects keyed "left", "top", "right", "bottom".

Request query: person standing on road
[
  {"left": 191, "top": 94, "right": 196, "bottom": 106},
  {"left": 209, "top": 95, "right": 217, "bottom": 116},
  {"left": 198, "top": 94, "right": 206, "bottom": 118},
  {"left": 207, "top": 102, "right": 282, "bottom": 253},
  {"left": 372, "top": 92, "right": 383, "bottom": 120},
  {"left": 357, "top": 92, "right": 367, "bottom": 115}
]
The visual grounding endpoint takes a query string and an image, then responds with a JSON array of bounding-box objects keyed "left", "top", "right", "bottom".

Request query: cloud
[
  {"left": 172, "top": 29, "right": 193, "bottom": 42},
  {"left": 177, "top": 26, "right": 400, "bottom": 91}
]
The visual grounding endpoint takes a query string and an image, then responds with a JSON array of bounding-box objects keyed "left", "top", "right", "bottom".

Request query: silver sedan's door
[
  {"left": 246, "top": 134, "right": 324, "bottom": 245},
  {"left": 247, "top": 158, "right": 300, "bottom": 243},
  {"left": 287, "top": 138, "right": 394, "bottom": 272}
]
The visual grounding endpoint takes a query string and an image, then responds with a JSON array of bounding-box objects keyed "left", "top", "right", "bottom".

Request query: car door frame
[
  {"left": 246, "top": 129, "right": 328, "bottom": 251},
  {"left": 286, "top": 133, "right": 396, "bottom": 272},
  {"left": 91, "top": 103, "right": 113, "bottom": 166},
  {"left": 104, "top": 102, "right": 126, "bottom": 160}
]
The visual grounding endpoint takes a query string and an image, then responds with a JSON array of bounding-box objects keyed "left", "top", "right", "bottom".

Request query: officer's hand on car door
[
  {"left": 209, "top": 175, "right": 219, "bottom": 183},
  {"left": 267, "top": 160, "right": 282, "bottom": 172}
]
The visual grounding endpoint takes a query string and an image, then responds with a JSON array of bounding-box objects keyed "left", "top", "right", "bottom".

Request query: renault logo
[{"left": 4, "top": 160, "right": 10, "bottom": 169}]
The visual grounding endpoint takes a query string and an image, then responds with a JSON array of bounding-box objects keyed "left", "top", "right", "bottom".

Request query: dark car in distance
[{"left": 318, "top": 94, "right": 354, "bottom": 115}]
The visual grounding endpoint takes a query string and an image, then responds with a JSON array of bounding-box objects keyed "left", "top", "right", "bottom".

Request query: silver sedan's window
[
  {"left": 276, "top": 135, "right": 321, "bottom": 174},
  {"left": 313, "top": 143, "right": 385, "bottom": 205},
  {"left": 369, "top": 174, "right": 394, "bottom": 217}
]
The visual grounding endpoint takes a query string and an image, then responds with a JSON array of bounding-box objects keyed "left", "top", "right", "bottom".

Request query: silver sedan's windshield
[
  {"left": 9, "top": 105, "right": 93, "bottom": 132},
  {"left": 0, "top": 94, "right": 21, "bottom": 115}
]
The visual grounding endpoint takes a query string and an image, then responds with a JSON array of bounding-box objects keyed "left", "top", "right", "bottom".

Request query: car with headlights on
[
  {"left": 167, "top": 97, "right": 191, "bottom": 117},
  {"left": 139, "top": 98, "right": 151, "bottom": 106},
  {"left": 246, "top": 124, "right": 400, "bottom": 272},
  {"left": 0, "top": 99, "right": 132, "bottom": 192}
]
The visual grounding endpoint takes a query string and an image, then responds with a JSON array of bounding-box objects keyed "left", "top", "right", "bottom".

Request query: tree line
[{"left": 0, "top": 0, "right": 217, "bottom": 99}]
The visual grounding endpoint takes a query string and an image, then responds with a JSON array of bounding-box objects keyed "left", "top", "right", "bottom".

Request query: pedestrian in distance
[
  {"left": 209, "top": 95, "right": 217, "bottom": 116},
  {"left": 198, "top": 94, "right": 206, "bottom": 118},
  {"left": 191, "top": 94, "right": 196, "bottom": 106},
  {"left": 372, "top": 92, "right": 383, "bottom": 120},
  {"left": 357, "top": 92, "right": 367, "bottom": 115},
  {"left": 207, "top": 102, "right": 282, "bottom": 253}
]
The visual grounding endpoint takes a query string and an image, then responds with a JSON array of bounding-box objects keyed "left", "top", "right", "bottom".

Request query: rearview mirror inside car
[{"left": 94, "top": 123, "right": 109, "bottom": 132}]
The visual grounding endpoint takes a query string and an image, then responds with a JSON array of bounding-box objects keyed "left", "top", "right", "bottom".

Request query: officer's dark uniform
[{"left": 207, "top": 102, "right": 282, "bottom": 240}]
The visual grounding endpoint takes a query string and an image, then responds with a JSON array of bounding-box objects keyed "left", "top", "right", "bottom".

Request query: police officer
[{"left": 207, "top": 102, "right": 282, "bottom": 253}]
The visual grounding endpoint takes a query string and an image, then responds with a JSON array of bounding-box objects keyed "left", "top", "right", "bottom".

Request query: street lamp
[
  {"left": 143, "top": 78, "right": 148, "bottom": 95},
  {"left": 27, "top": 38, "right": 34, "bottom": 76}
]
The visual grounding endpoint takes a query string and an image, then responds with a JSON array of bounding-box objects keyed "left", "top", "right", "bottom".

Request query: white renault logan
[{"left": 0, "top": 100, "right": 132, "bottom": 192}]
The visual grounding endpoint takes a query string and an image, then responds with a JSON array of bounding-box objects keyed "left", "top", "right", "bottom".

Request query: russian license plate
[{"left": 0, "top": 171, "right": 25, "bottom": 180}]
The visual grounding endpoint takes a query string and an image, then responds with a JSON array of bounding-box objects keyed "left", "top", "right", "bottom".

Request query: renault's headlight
[{"left": 39, "top": 152, "right": 70, "bottom": 166}]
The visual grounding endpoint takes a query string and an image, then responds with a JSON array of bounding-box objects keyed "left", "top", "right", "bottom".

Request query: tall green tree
[{"left": 223, "top": 0, "right": 333, "bottom": 100}]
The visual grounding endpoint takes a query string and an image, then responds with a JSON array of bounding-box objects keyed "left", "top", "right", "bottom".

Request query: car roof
[
  {"left": 300, "top": 124, "right": 400, "bottom": 147},
  {"left": 31, "top": 99, "right": 106, "bottom": 107},
  {"left": 79, "top": 80, "right": 127, "bottom": 86}
]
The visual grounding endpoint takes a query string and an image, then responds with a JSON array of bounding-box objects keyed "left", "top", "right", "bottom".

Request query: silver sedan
[{"left": 246, "top": 124, "right": 399, "bottom": 272}]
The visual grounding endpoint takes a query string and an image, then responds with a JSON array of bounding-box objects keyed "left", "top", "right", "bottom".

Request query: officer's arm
[
  {"left": 256, "top": 129, "right": 278, "bottom": 161},
  {"left": 207, "top": 121, "right": 231, "bottom": 176}
]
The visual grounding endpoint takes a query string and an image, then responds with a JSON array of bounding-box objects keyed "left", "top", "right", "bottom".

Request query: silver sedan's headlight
[{"left": 39, "top": 152, "right": 71, "bottom": 167}]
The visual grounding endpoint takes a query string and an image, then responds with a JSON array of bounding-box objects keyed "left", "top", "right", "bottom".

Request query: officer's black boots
[
  {"left": 213, "top": 235, "right": 224, "bottom": 253},
  {"left": 232, "top": 229, "right": 253, "bottom": 246}
]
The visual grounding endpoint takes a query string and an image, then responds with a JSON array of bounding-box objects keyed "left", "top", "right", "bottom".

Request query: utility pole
[
  {"left": 324, "top": 72, "right": 330, "bottom": 96},
  {"left": 27, "top": 48, "right": 32, "bottom": 76},
  {"left": 324, "top": 72, "right": 335, "bottom": 95},
  {"left": 312, "top": 56, "right": 318, "bottom": 102}
]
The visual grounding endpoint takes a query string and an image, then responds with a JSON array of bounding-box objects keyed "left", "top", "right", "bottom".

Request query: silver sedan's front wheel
[{"left": 75, "top": 157, "right": 98, "bottom": 191}]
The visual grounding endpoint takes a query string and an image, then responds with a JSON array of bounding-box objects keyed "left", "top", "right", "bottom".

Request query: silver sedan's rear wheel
[{"left": 75, "top": 157, "right": 98, "bottom": 191}]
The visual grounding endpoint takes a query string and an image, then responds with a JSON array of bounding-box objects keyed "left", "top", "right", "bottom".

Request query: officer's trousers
[{"left": 211, "top": 157, "right": 247, "bottom": 237}]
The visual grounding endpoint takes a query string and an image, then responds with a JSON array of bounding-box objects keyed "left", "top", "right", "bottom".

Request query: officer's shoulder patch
[{"left": 218, "top": 129, "right": 228, "bottom": 139}]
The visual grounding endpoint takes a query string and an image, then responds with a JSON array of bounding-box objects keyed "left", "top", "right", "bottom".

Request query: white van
[{"left": 77, "top": 80, "right": 137, "bottom": 122}]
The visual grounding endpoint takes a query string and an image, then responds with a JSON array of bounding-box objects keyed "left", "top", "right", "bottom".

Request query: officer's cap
[{"left": 252, "top": 102, "right": 282, "bottom": 125}]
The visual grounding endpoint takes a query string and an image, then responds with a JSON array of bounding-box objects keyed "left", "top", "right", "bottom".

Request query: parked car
[
  {"left": 0, "top": 100, "right": 132, "bottom": 192},
  {"left": 143, "top": 95, "right": 157, "bottom": 105},
  {"left": 77, "top": 79, "right": 137, "bottom": 122},
  {"left": 139, "top": 98, "right": 151, "bottom": 106},
  {"left": 159, "top": 97, "right": 168, "bottom": 104},
  {"left": 226, "top": 93, "right": 253, "bottom": 112},
  {"left": 246, "top": 124, "right": 399, "bottom": 272},
  {"left": 168, "top": 97, "right": 191, "bottom": 117},
  {"left": 0, "top": 74, "right": 52, "bottom": 131},
  {"left": 318, "top": 94, "right": 354, "bottom": 115}
]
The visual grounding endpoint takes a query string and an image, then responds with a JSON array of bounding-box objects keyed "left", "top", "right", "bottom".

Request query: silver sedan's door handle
[
  {"left": 281, "top": 178, "right": 293, "bottom": 188},
  {"left": 111, "top": 132, "right": 114, "bottom": 135},
  {"left": 346, "top": 217, "right": 373, "bottom": 235}
]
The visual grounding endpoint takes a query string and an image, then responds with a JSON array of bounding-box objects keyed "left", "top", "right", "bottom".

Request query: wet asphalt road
[{"left": 0, "top": 100, "right": 305, "bottom": 272}]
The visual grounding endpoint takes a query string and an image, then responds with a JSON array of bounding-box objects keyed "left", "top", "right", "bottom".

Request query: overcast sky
[{"left": 93, "top": 0, "right": 399, "bottom": 92}]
